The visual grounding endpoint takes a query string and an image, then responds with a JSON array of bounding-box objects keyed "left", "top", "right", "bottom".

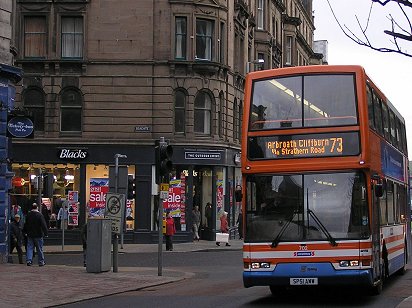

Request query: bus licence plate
[{"left": 290, "top": 278, "right": 318, "bottom": 285}]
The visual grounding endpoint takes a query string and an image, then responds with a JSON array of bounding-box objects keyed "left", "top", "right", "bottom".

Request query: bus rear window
[{"left": 250, "top": 74, "right": 358, "bottom": 130}]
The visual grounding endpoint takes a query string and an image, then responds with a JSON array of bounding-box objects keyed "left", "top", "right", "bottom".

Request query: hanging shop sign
[
  {"left": 184, "top": 151, "right": 221, "bottom": 160},
  {"left": 7, "top": 116, "right": 34, "bottom": 138}
]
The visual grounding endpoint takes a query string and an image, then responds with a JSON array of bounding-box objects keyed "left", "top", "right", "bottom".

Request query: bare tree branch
[
  {"left": 384, "top": 30, "right": 412, "bottom": 40},
  {"left": 326, "top": 0, "right": 412, "bottom": 57},
  {"left": 372, "top": 0, "right": 412, "bottom": 8}
]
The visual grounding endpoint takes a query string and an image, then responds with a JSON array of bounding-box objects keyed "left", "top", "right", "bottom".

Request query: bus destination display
[{"left": 248, "top": 132, "right": 360, "bottom": 159}]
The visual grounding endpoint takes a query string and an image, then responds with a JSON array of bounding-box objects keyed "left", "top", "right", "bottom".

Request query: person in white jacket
[{"left": 57, "top": 204, "right": 68, "bottom": 230}]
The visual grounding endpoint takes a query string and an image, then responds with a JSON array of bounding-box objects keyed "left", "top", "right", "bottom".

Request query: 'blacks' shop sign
[{"left": 57, "top": 148, "right": 89, "bottom": 160}]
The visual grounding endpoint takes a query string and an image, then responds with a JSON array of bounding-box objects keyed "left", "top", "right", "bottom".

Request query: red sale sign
[
  {"left": 89, "top": 178, "right": 109, "bottom": 217},
  {"left": 163, "top": 179, "right": 182, "bottom": 217}
]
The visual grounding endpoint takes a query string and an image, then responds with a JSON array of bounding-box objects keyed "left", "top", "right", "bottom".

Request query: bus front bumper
[{"left": 243, "top": 263, "right": 373, "bottom": 288}]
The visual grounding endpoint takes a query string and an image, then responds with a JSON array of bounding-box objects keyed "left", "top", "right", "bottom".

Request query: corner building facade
[{"left": 12, "top": 0, "right": 322, "bottom": 243}]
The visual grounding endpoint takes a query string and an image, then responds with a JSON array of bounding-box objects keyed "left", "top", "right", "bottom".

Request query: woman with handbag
[
  {"left": 216, "top": 211, "right": 230, "bottom": 247},
  {"left": 165, "top": 209, "right": 176, "bottom": 251}
]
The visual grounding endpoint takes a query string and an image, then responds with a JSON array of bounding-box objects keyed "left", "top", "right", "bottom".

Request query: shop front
[{"left": 10, "top": 142, "right": 241, "bottom": 243}]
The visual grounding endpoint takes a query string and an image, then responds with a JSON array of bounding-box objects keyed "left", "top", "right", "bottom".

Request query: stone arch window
[
  {"left": 23, "top": 86, "right": 45, "bottom": 131},
  {"left": 60, "top": 87, "right": 82, "bottom": 132},
  {"left": 174, "top": 88, "right": 187, "bottom": 134},
  {"left": 194, "top": 90, "right": 213, "bottom": 135}
]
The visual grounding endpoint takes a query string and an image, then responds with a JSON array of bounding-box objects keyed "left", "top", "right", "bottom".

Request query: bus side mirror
[{"left": 375, "top": 184, "right": 383, "bottom": 198}]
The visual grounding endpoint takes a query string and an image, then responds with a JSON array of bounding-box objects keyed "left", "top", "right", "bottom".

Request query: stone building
[
  {"left": 10, "top": 0, "right": 322, "bottom": 243},
  {"left": 0, "top": 1, "right": 23, "bottom": 262}
]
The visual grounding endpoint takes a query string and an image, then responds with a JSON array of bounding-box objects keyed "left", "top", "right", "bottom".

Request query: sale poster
[
  {"left": 216, "top": 179, "right": 224, "bottom": 213},
  {"left": 89, "top": 178, "right": 109, "bottom": 217},
  {"left": 68, "top": 191, "right": 79, "bottom": 202},
  {"left": 68, "top": 202, "right": 78, "bottom": 214},
  {"left": 68, "top": 213, "right": 78, "bottom": 226},
  {"left": 180, "top": 173, "right": 186, "bottom": 224},
  {"left": 163, "top": 179, "right": 181, "bottom": 217}
]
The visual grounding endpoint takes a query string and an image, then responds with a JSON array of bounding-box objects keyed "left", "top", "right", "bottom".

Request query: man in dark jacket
[
  {"left": 23, "top": 203, "right": 48, "bottom": 266},
  {"left": 10, "top": 214, "right": 24, "bottom": 264}
]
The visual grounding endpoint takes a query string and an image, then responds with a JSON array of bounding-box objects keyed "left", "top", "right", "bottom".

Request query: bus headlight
[
  {"left": 339, "top": 260, "right": 359, "bottom": 267},
  {"left": 251, "top": 262, "right": 271, "bottom": 269}
]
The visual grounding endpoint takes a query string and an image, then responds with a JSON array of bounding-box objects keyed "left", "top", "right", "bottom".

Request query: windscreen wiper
[
  {"left": 307, "top": 209, "right": 337, "bottom": 246},
  {"left": 271, "top": 211, "right": 297, "bottom": 248}
]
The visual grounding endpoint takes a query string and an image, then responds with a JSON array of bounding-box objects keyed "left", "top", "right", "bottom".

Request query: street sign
[
  {"left": 160, "top": 183, "right": 169, "bottom": 191},
  {"left": 104, "top": 192, "right": 126, "bottom": 234},
  {"left": 160, "top": 183, "right": 169, "bottom": 200}
]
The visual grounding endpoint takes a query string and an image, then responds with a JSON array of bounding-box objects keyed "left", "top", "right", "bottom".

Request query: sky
[{"left": 313, "top": 0, "right": 412, "bottom": 155}]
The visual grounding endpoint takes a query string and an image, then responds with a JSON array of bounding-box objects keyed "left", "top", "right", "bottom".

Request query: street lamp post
[
  {"left": 246, "top": 59, "right": 265, "bottom": 74},
  {"left": 113, "top": 153, "right": 127, "bottom": 273}
]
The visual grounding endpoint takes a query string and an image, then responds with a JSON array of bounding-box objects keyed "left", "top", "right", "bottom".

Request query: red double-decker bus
[{"left": 241, "top": 65, "right": 410, "bottom": 295}]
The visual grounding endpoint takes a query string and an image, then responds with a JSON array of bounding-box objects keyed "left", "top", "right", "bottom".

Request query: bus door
[{"left": 371, "top": 181, "right": 382, "bottom": 282}]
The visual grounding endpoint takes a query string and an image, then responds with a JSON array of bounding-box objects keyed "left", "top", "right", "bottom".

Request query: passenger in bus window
[{"left": 277, "top": 176, "right": 300, "bottom": 219}]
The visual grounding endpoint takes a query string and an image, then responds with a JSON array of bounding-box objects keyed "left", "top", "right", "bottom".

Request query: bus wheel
[
  {"left": 369, "top": 262, "right": 385, "bottom": 296},
  {"left": 269, "top": 285, "right": 286, "bottom": 296},
  {"left": 369, "top": 280, "right": 383, "bottom": 296}
]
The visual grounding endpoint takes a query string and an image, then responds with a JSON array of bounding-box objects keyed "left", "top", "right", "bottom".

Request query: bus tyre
[
  {"left": 369, "top": 262, "right": 385, "bottom": 296},
  {"left": 370, "top": 280, "right": 383, "bottom": 296},
  {"left": 269, "top": 285, "right": 286, "bottom": 296}
]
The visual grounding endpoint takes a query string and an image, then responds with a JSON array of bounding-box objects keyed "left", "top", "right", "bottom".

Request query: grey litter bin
[{"left": 86, "top": 218, "right": 112, "bottom": 273}]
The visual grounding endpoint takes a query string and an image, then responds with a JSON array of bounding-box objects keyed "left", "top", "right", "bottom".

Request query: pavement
[
  {"left": 0, "top": 239, "right": 243, "bottom": 308},
  {"left": 1, "top": 239, "right": 412, "bottom": 308}
]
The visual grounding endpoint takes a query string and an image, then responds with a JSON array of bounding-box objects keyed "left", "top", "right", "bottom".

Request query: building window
[
  {"left": 24, "top": 16, "right": 47, "bottom": 58},
  {"left": 239, "top": 100, "right": 243, "bottom": 141},
  {"left": 60, "top": 88, "right": 82, "bottom": 132},
  {"left": 175, "top": 17, "right": 187, "bottom": 59},
  {"left": 23, "top": 87, "right": 45, "bottom": 131},
  {"left": 196, "top": 19, "right": 214, "bottom": 61},
  {"left": 194, "top": 91, "right": 212, "bottom": 134},
  {"left": 174, "top": 89, "right": 186, "bottom": 133},
  {"left": 218, "top": 92, "right": 225, "bottom": 138},
  {"left": 286, "top": 36, "right": 293, "bottom": 65},
  {"left": 234, "top": 99, "right": 239, "bottom": 140},
  {"left": 61, "top": 16, "right": 84, "bottom": 59},
  {"left": 257, "top": 0, "right": 264, "bottom": 30},
  {"left": 220, "top": 22, "right": 225, "bottom": 64},
  {"left": 258, "top": 53, "right": 265, "bottom": 70}
]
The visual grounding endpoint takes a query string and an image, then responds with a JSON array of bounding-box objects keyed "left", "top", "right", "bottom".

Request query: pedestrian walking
[
  {"left": 41, "top": 203, "right": 50, "bottom": 229},
  {"left": 10, "top": 214, "right": 24, "bottom": 264},
  {"left": 164, "top": 210, "right": 176, "bottom": 251},
  {"left": 23, "top": 203, "right": 48, "bottom": 266},
  {"left": 81, "top": 223, "right": 87, "bottom": 267},
  {"left": 57, "top": 204, "right": 68, "bottom": 230},
  {"left": 216, "top": 211, "right": 230, "bottom": 247},
  {"left": 237, "top": 210, "right": 243, "bottom": 240},
  {"left": 205, "top": 202, "right": 213, "bottom": 229},
  {"left": 235, "top": 185, "right": 243, "bottom": 204},
  {"left": 192, "top": 205, "right": 201, "bottom": 241}
]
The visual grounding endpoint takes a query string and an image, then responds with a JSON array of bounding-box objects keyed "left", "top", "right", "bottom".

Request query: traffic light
[
  {"left": 155, "top": 138, "right": 173, "bottom": 184},
  {"left": 127, "top": 175, "right": 136, "bottom": 199}
]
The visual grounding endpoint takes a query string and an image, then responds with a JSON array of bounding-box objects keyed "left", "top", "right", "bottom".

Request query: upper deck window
[{"left": 250, "top": 74, "right": 358, "bottom": 130}]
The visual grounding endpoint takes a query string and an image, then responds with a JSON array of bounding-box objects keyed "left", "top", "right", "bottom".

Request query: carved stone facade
[
  {"left": 0, "top": 1, "right": 23, "bottom": 262},
  {"left": 12, "top": 0, "right": 320, "bottom": 145},
  {"left": 9, "top": 0, "right": 322, "bottom": 243}
]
